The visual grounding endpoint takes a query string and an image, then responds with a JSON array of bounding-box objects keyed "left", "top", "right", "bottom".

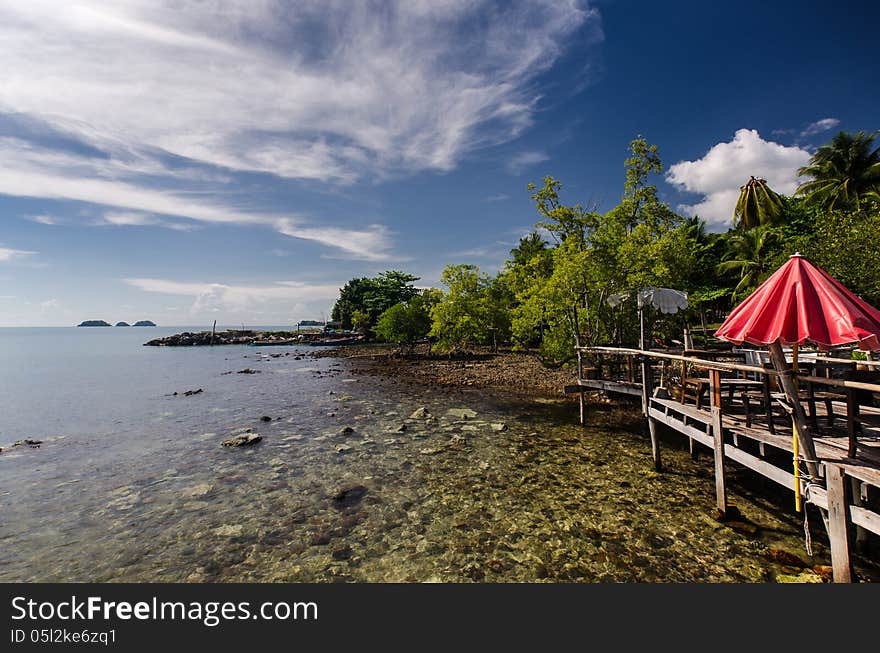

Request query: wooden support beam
[
  {"left": 825, "top": 464, "right": 852, "bottom": 583},
  {"left": 648, "top": 417, "right": 661, "bottom": 472},
  {"left": 710, "top": 368, "right": 727, "bottom": 517}
]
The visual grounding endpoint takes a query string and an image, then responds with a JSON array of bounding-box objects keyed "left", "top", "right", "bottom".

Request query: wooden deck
[{"left": 573, "top": 346, "right": 880, "bottom": 582}]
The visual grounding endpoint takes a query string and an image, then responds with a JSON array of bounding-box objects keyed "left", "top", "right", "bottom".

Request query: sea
[{"left": 0, "top": 326, "right": 834, "bottom": 582}]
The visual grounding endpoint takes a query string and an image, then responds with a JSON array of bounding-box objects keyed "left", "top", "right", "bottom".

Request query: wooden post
[
  {"left": 573, "top": 307, "right": 585, "bottom": 427},
  {"left": 846, "top": 387, "right": 859, "bottom": 457},
  {"left": 825, "top": 464, "right": 852, "bottom": 583},
  {"left": 709, "top": 368, "right": 727, "bottom": 517},
  {"left": 210, "top": 319, "right": 217, "bottom": 346}
]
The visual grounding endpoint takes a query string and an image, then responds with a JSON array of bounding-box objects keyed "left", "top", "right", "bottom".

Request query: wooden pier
[{"left": 568, "top": 346, "right": 880, "bottom": 582}]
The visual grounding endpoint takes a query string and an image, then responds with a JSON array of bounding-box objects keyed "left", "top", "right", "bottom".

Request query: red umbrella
[
  {"left": 716, "top": 253, "right": 880, "bottom": 351},
  {"left": 715, "top": 253, "right": 880, "bottom": 511}
]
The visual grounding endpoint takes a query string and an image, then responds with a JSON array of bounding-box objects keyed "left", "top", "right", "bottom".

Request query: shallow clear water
[{"left": 0, "top": 328, "right": 836, "bottom": 582}]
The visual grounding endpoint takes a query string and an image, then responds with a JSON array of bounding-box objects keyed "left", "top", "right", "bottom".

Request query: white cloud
[
  {"left": 29, "top": 215, "right": 61, "bottom": 225},
  {"left": 96, "top": 211, "right": 197, "bottom": 231},
  {"left": 506, "top": 150, "right": 550, "bottom": 175},
  {"left": 124, "top": 277, "right": 341, "bottom": 317},
  {"left": 666, "top": 129, "right": 811, "bottom": 229},
  {"left": 486, "top": 193, "right": 510, "bottom": 202},
  {"left": 40, "top": 298, "right": 59, "bottom": 310},
  {"left": 0, "top": 247, "right": 36, "bottom": 262},
  {"left": 801, "top": 118, "right": 840, "bottom": 138},
  {"left": 0, "top": 1, "right": 594, "bottom": 182},
  {"left": 0, "top": 137, "right": 394, "bottom": 260}
]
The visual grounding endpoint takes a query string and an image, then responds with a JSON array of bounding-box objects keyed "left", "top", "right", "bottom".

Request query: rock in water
[
  {"left": 446, "top": 408, "right": 477, "bottom": 420},
  {"left": 332, "top": 485, "right": 367, "bottom": 508},
  {"left": 490, "top": 423, "right": 507, "bottom": 432},
  {"left": 260, "top": 415, "right": 272, "bottom": 422},
  {"left": 222, "top": 433, "right": 263, "bottom": 447},
  {"left": 337, "top": 426, "right": 355, "bottom": 436},
  {"left": 409, "top": 407, "right": 432, "bottom": 420}
]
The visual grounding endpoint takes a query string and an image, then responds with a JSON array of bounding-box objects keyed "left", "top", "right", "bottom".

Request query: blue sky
[{"left": 1, "top": 0, "right": 877, "bottom": 326}]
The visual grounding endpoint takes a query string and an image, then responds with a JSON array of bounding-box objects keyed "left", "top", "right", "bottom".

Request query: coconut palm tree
[
  {"left": 717, "top": 226, "right": 780, "bottom": 299},
  {"left": 733, "top": 176, "right": 784, "bottom": 229},
  {"left": 796, "top": 130, "right": 880, "bottom": 210}
]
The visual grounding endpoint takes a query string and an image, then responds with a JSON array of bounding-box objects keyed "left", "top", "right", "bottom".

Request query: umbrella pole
[
  {"left": 792, "top": 344, "right": 801, "bottom": 512},
  {"left": 768, "top": 341, "right": 821, "bottom": 493}
]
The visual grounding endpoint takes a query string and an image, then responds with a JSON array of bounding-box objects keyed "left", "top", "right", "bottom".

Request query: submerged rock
[
  {"left": 13, "top": 439, "right": 42, "bottom": 448},
  {"left": 213, "top": 524, "right": 243, "bottom": 537},
  {"left": 490, "top": 423, "right": 507, "bottom": 432},
  {"left": 336, "top": 426, "right": 355, "bottom": 436},
  {"left": 237, "top": 368, "right": 260, "bottom": 374},
  {"left": 409, "top": 407, "right": 432, "bottom": 420},
  {"left": 222, "top": 433, "right": 262, "bottom": 447},
  {"left": 775, "top": 570, "right": 823, "bottom": 583},
  {"left": 446, "top": 408, "right": 477, "bottom": 420},
  {"left": 332, "top": 485, "right": 368, "bottom": 508},
  {"left": 766, "top": 547, "right": 808, "bottom": 568},
  {"left": 260, "top": 415, "right": 272, "bottom": 422}
]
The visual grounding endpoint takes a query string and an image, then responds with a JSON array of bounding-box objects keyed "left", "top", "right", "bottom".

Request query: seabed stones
[{"left": 222, "top": 433, "right": 263, "bottom": 447}]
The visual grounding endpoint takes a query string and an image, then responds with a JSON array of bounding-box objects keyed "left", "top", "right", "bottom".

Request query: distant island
[{"left": 77, "top": 319, "right": 155, "bottom": 327}]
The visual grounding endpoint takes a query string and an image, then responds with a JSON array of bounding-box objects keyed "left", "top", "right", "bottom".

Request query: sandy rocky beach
[{"left": 311, "top": 344, "right": 576, "bottom": 398}]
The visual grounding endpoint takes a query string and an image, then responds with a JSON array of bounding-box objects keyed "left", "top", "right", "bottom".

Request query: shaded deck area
[{"left": 567, "top": 346, "right": 880, "bottom": 582}]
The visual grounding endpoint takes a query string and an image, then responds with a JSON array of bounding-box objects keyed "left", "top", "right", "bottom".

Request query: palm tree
[
  {"left": 796, "top": 130, "right": 880, "bottom": 210},
  {"left": 717, "top": 226, "right": 780, "bottom": 299},
  {"left": 733, "top": 176, "right": 784, "bottom": 229}
]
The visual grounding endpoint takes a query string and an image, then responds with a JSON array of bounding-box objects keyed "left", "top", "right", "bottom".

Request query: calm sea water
[{"left": 0, "top": 327, "right": 840, "bottom": 582}]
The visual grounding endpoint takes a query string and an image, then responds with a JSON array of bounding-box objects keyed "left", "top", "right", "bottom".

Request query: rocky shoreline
[
  {"left": 145, "top": 330, "right": 332, "bottom": 347},
  {"left": 312, "top": 344, "right": 580, "bottom": 399}
]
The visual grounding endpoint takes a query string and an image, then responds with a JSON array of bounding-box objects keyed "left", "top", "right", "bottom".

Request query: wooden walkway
[{"left": 569, "top": 346, "right": 880, "bottom": 582}]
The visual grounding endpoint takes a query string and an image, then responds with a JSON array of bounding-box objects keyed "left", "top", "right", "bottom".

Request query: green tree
[
  {"left": 787, "top": 208, "right": 880, "bottom": 305},
  {"left": 717, "top": 226, "right": 781, "bottom": 299},
  {"left": 430, "top": 265, "right": 502, "bottom": 353},
  {"left": 331, "top": 271, "right": 420, "bottom": 330},
  {"left": 527, "top": 177, "right": 598, "bottom": 245},
  {"left": 622, "top": 135, "right": 664, "bottom": 232},
  {"left": 734, "top": 176, "right": 784, "bottom": 229},
  {"left": 374, "top": 291, "right": 439, "bottom": 352},
  {"left": 796, "top": 130, "right": 880, "bottom": 211}
]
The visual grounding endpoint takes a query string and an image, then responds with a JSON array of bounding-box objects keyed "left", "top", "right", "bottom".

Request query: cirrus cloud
[{"left": 124, "top": 277, "right": 341, "bottom": 318}]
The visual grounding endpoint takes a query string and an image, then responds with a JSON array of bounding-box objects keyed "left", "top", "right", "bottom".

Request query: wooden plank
[
  {"left": 648, "top": 407, "right": 712, "bottom": 447},
  {"left": 850, "top": 504, "right": 880, "bottom": 536},
  {"left": 723, "top": 444, "right": 796, "bottom": 490},
  {"left": 650, "top": 397, "right": 712, "bottom": 424},
  {"left": 825, "top": 464, "right": 852, "bottom": 583},
  {"left": 566, "top": 379, "right": 642, "bottom": 396},
  {"left": 581, "top": 346, "right": 772, "bottom": 376}
]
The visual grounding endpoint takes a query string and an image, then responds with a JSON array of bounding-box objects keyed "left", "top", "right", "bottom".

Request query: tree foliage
[
  {"left": 374, "top": 290, "right": 440, "bottom": 351},
  {"left": 331, "top": 271, "right": 420, "bottom": 330},
  {"left": 429, "top": 265, "right": 510, "bottom": 353},
  {"left": 796, "top": 130, "right": 880, "bottom": 211},
  {"left": 734, "top": 176, "right": 784, "bottom": 229}
]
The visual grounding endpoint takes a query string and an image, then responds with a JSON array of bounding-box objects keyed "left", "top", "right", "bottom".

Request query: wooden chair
[{"left": 741, "top": 363, "right": 777, "bottom": 433}]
